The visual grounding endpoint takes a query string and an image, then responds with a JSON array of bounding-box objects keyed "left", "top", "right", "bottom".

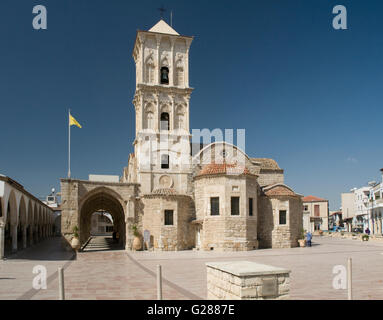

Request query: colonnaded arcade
[
  {"left": 0, "top": 175, "right": 55, "bottom": 259},
  {"left": 60, "top": 20, "right": 303, "bottom": 252}
]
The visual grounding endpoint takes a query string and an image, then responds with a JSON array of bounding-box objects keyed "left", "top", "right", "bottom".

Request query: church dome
[{"left": 251, "top": 158, "right": 281, "bottom": 170}]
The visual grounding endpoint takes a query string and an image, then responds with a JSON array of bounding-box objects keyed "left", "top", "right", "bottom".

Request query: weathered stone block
[{"left": 206, "top": 261, "right": 290, "bottom": 300}]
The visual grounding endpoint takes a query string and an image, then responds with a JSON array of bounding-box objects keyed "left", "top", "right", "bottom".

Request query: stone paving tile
[
  {"left": 130, "top": 236, "right": 383, "bottom": 300},
  {"left": 2, "top": 235, "right": 383, "bottom": 299}
]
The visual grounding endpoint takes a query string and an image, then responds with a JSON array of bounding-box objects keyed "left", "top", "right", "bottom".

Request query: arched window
[
  {"left": 161, "top": 154, "right": 169, "bottom": 169},
  {"left": 160, "top": 67, "right": 169, "bottom": 85},
  {"left": 144, "top": 111, "right": 154, "bottom": 129},
  {"left": 176, "top": 113, "right": 184, "bottom": 130},
  {"left": 146, "top": 64, "right": 155, "bottom": 84},
  {"left": 145, "top": 54, "right": 155, "bottom": 84},
  {"left": 175, "top": 105, "right": 185, "bottom": 130},
  {"left": 176, "top": 67, "right": 184, "bottom": 86},
  {"left": 160, "top": 112, "right": 170, "bottom": 131}
]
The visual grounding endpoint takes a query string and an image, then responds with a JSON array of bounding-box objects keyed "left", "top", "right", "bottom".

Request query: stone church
[{"left": 60, "top": 20, "right": 303, "bottom": 251}]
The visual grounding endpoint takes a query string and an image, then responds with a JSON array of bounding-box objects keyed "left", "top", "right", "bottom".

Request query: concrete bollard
[
  {"left": 58, "top": 267, "right": 65, "bottom": 300},
  {"left": 157, "top": 265, "right": 162, "bottom": 300},
  {"left": 347, "top": 258, "right": 352, "bottom": 300}
]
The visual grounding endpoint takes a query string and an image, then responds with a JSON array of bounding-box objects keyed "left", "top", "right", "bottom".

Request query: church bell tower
[{"left": 130, "top": 20, "right": 194, "bottom": 194}]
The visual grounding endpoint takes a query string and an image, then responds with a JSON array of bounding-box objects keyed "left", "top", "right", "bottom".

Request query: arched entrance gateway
[
  {"left": 60, "top": 179, "right": 139, "bottom": 251},
  {"left": 79, "top": 188, "right": 126, "bottom": 247}
]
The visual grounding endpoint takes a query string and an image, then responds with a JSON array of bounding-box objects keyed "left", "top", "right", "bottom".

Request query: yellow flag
[{"left": 69, "top": 113, "right": 82, "bottom": 128}]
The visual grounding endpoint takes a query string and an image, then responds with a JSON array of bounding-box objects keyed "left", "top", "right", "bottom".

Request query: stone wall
[
  {"left": 257, "top": 196, "right": 274, "bottom": 248},
  {"left": 60, "top": 179, "right": 139, "bottom": 248},
  {"left": 141, "top": 194, "right": 194, "bottom": 251},
  {"left": 257, "top": 170, "right": 284, "bottom": 188},
  {"left": 206, "top": 261, "right": 290, "bottom": 300},
  {"left": 258, "top": 195, "right": 302, "bottom": 249},
  {"left": 194, "top": 175, "right": 258, "bottom": 251}
]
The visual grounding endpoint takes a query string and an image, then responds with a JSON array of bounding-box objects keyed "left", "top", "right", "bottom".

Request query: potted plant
[
  {"left": 362, "top": 234, "right": 369, "bottom": 241},
  {"left": 298, "top": 229, "right": 306, "bottom": 247},
  {"left": 71, "top": 226, "right": 81, "bottom": 251},
  {"left": 319, "top": 230, "right": 324, "bottom": 236},
  {"left": 132, "top": 224, "right": 142, "bottom": 251}
]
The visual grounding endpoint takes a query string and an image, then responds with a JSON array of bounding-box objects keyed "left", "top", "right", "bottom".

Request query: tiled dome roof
[
  {"left": 197, "top": 162, "right": 251, "bottom": 177},
  {"left": 152, "top": 188, "right": 177, "bottom": 195},
  {"left": 251, "top": 158, "right": 281, "bottom": 170}
]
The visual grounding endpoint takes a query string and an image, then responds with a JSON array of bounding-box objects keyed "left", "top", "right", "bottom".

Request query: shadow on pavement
[{"left": 3, "top": 236, "right": 75, "bottom": 261}]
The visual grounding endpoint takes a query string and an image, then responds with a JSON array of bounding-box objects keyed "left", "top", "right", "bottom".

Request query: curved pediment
[
  {"left": 192, "top": 141, "right": 260, "bottom": 177},
  {"left": 263, "top": 183, "right": 301, "bottom": 197}
]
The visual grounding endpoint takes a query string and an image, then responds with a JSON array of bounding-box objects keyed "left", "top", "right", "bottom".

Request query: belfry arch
[{"left": 79, "top": 188, "right": 126, "bottom": 247}]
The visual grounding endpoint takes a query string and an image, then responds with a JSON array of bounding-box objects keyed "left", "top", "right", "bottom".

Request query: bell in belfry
[{"left": 161, "top": 67, "right": 169, "bottom": 84}]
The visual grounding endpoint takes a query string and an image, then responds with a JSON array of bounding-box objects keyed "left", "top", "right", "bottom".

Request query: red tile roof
[
  {"left": 197, "top": 162, "right": 252, "bottom": 177},
  {"left": 302, "top": 195, "right": 327, "bottom": 202},
  {"left": 264, "top": 186, "right": 296, "bottom": 197},
  {"left": 152, "top": 188, "right": 177, "bottom": 195}
]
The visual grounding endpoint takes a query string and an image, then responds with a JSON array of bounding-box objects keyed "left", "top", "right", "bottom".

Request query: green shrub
[
  {"left": 72, "top": 226, "right": 79, "bottom": 238},
  {"left": 132, "top": 224, "right": 139, "bottom": 237}
]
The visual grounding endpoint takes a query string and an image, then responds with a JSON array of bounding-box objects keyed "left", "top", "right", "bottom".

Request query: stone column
[
  {"left": 125, "top": 198, "right": 136, "bottom": 250},
  {"left": 185, "top": 39, "right": 191, "bottom": 88},
  {"left": 11, "top": 224, "right": 17, "bottom": 253},
  {"left": 171, "top": 94, "right": 175, "bottom": 131},
  {"left": 170, "top": 38, "right": 175, "bottom": 86},
  {"left": 29, "top": 224, "right": 34, "bottom": 246},
  {"left": 155, "top": 91, "right": 160, "bottom": 132},
  {"left": 139, "top": 33, "right": 145, "bottom": 83},
  {"left": 35, "top": 225, "right": 40, "bottom": 243},
  {"left": 22, "top": 225, "right": 27, "bottom": 249},
  {"left": 0, "top": 223, "right": 5, "bottom": 259},
  {"left": 156, "top": 35, "right": 161, "bottom": 85}
]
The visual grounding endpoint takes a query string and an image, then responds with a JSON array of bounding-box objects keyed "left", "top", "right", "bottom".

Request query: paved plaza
[{"left": 1, "top": 236, "right": 383, "bottom": 300}]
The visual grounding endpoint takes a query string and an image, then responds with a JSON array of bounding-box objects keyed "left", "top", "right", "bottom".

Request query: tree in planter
[
  {"left": 131, "top": 224, "right": 142, "bottom": 250},
  {"left": 72, "top": 226, "right": 79, "bottom": 238},
  {"left": 298, "top": 228, "right": 306, "bottom": 247},
  {"left": 71, "top": 225, "right": 81, "bottom": 251},
  {"left": 132, "top": 224, "right": 139, "bottom": 237}
]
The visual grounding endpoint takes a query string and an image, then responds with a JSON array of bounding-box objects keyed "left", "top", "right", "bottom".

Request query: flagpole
[{"left": 68, "top": 109, "right": 71, "bottom": 179}]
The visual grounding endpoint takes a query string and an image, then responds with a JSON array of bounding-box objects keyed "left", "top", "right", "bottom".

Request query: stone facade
[
  {"left": 302, "top": 195, "right": 329, "bottom": 232},
  {"left": 59, "top": 20, "right": 303, "bottom": 252},
  {"left": 60, "top": 179, "right": 139, "bottom": 249},
  {"left": 194, "top": 171, "right": 258, "bottom": 251},
  {"left": 206, "top": 261, "right": 290, "bottom": 300},
  {"left": 142, "top": 192, "right": 194, "bottom": 251}
]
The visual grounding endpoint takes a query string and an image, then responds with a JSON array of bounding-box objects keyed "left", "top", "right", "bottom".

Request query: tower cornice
[{"left": 135, "top": 83, "right": 194, "bottom": 95}]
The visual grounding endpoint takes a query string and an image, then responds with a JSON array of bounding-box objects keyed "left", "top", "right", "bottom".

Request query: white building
[
  {"left": 42, "top": 188, "right": 61, "bottom": 235},
  {"left": 341, "top": 169, "right": 383, "bottom": 235},
  {"left": 368, "top": 170, "right": 383, "bottom": 235}
]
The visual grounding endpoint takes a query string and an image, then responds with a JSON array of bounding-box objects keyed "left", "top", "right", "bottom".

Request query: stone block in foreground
[{"left": 206, "top": 261, "right": 290, "bottom": 300}]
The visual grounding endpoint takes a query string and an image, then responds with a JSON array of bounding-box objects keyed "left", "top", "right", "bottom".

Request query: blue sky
[{"left": 1, "top": 0, "right": 383, "bottom": 209}]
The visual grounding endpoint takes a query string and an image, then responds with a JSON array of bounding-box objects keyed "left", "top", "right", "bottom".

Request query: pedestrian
[
  {"left": 365, "top": 227, "right": 371, "bottom": 235},
  {"left": 306, "top": 231, "right": 312, "bottom": 247}
]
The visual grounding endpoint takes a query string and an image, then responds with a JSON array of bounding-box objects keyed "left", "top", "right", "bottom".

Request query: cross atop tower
[{"left": 157, "top": 5, "right": 166, "bottom": 19}]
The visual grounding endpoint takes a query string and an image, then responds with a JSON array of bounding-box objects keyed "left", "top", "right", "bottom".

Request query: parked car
[
  {"left": 332, "top": 226, "right": 345, "bottom": 232},
  {"left": 352, "top": 227, "right": 363, "bottom": 233}
]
